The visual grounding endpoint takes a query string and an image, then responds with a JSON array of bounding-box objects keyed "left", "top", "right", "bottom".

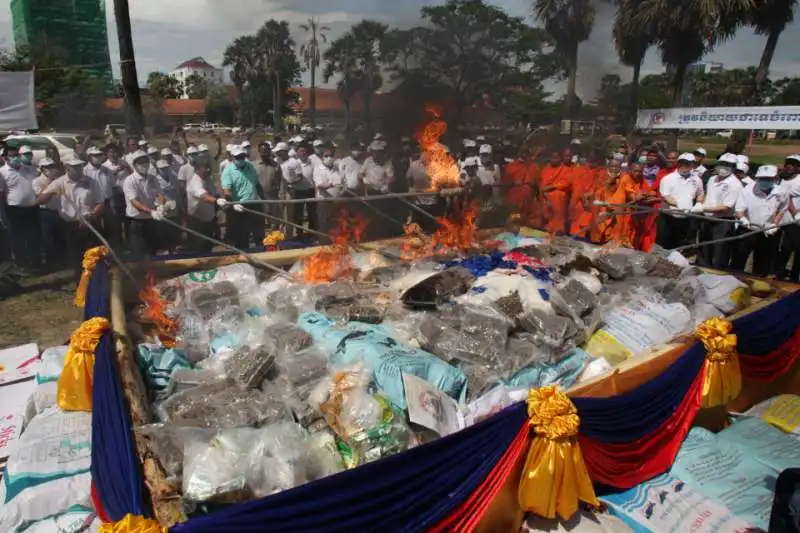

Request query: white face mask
[
  {"left": 352, "top": 151, "right": 362, "bottom": 158},
  {"left": 715, "top": 166, "right": 733, "bottom": 178},
  {"left": 323, "top": 156, "right": 334, "bottom": 167},
  {"left": 66, "top": 167, "right": 83, "bottom": 181},
  {"left": 90, "top": 156, "right": 104, "bottom": 166},
  {"left": 134, "top": 163, "right": 150, "bottom": 175}
]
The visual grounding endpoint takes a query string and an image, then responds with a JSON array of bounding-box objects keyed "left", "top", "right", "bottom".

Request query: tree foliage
[
  {"left": 184, "top": 72, "right": 210, "bottom": 99},
  {"left": 146, "top": 71, "right": 183, "bottom": 99}
]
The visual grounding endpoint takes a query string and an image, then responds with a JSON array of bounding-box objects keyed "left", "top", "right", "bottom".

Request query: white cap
[
  {"left": 786, "top": 154, "right": 800, "bottom": 164},
  {"left": 476, "top": 135, "right": 486, "bottom": 142},
  {"left": 677, "top": 153, "right": 696, "bottom": 163},
  {"left": 570, "top": 138, "right": 582, "bottom": 145},
  {"left": 479, "top": 144, "right": 493, "bottom": 155},
  {"left": 736, "top": 154, "right": 749, "bottom": 165},
  {"left": 463, "top": 156, "right": 479, "bottom": 167},
  {"left": 400, "top": 136, "right": 411, "bottom": 143},
  {"left": 230, "top": 145, "right": 246, "bottom": 157},
  {"left": 288, "top": 148, "right": 297, "bottom": 158},
  {"left": 312, "top": 139, "right": 324, "bottom": 147},
  {"left": 241, "top": 140, "right": 251, "bottom": 148},
  {"left": 137, "top": 139, "right": 148, "bottom": 147},
  {"left": 718, "top": 153, "right": 739, "bottom": 165},
  {"left": 694, "top": 147, "right": 707, "bottom": 156},
  {"left": 160, "top": 147, "right": 172, "bottom": 156},
  {"left": 756, "top": 165, "right": 779, "bottom": 178},
  {"left": 130, "top": 150, "right": 149, "bottom": 163},
  {"left": 186, "top": 146, "right": 199, "bottom": 155},
  {"left": 86, "top": 146, "right": 104, "bottom": 156},
  {"left": 369, "top": 140, "right": 386, "bottom": 152},
  {"left": 463, "top": 139, "right": 477, "bottom": 148},
  {"left": 19, "top": 145, "right": 32, "bottom": 154},
  {"left": 156, "top": 159, "right": 170, "bottom": 169},
  {"left": 146, "top": 146, "right": 158, "bottom": 155},
  {"left": 273, "top": 142, "right": 289, "bottom": 152},
  {"left": 62, "top": 155, "right": 85, "bottom": 167},
  {"left": 736, "top": 162, "right": 749, "bottom": 174},
  {"left": 373, "top": 133, "right": 385, "bottom": 141},
  {"left": 38, "top": 157, "right": 55, "bottom": 167},
  {"left": 225, "top": 144, "right": 235, "bottom": 153},
  {"left": 197, "top": 144, "right": 209, "bottom": 152}
]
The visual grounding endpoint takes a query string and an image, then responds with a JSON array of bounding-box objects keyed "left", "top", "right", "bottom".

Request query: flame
[
  {"left": 138, "top": 273, "right": 177, "bottom": 347},
  {"left": 302, "top": 210, "right": 367, "bottom": 283},
  {"left": 416, "top": 105, "right": 459, "bottom": 190},
  {"left": 401, "top": 218, "right": 427, "bottom": 262},
  {"left": 431, "top": 200, "right": 480, "bottom": 254}
]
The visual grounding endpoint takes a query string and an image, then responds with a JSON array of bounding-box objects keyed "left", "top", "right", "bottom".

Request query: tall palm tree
[
  {"left": 611, "top": 0, "right": 654, "bottom": 132},
  {"left": 350, "top": 20, "right": 389, "bottom": 131},
  {"left": 634, "top": 0, "right": 753, "bottom": 106},
  {"left": 534, "top": 0, "right": 595, "bottom": 118},
  {"left": 749, "top": 0, "right": 798, "bottom": 96},
  {"left": 299, "top": 17, "right": 330, "bottom": 128},
  {"left": 324, "top": 34, "right": 361, "bottom": 139},
  {"left": 223, "top": 35, "right": 259, "bottom": 124}
]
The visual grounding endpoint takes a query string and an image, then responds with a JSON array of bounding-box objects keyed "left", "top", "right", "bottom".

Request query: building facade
[
  {"left": 170, "top": 57, "right": 225, "bottom": 98},
  {"left": 688, "top": 62, "right": 724, "bottom": 75},
  {"left": 11, "top": 0, "right": 112, "bottom": 87}
]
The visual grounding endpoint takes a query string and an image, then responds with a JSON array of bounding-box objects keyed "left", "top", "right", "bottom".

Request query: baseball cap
[
  {"left": 463, "top": 156, "right": 479, "bottom": 167},
  {"left": 463, "top": 139, "right": 477, "bottom": 148},
  {"left": 756, "top": 165, "right": 779, "bottom": 178},
  {"left": 146, "top": 146, "right": 158, "bottom": 155},
  {"left": 273, "top": 142, "right": 290, "bottom": 152},
  {"left": 62, "top": 155, "right": 86, "bottom": 167},
  {"left": 160, "top": 147, "right": 172, "bottom": 156},
  {"left": 786, "top": 154, "right": 800, "bottom": 164},
  {"left": 677, "top": 153, "right": 696, "bottom": 163},
  {"left": 694, "top": 147, "right": 707, "bottom": 156},
  {"left": 479, "top": 144, "right": 493, "bottom": 155},
  {"left": 230, "top": 145, "right": 247, "bottom": 157},
  {"left": 38, "top": 157, "right": 55, "bottom": 167},
  {"left": 131, "top": 150, "right": 149, "bottom": 163},
  {"left": 137, "top": 139, "right": 148, "bottom": 147},
  {"left": 736, "top": 154, "right": 749, "bottom": 165},
  {"left": 241, "top": 140, "right": 251, "bottom": 148},
  {"left": 156, "top": 159, "right": 170, "bottom": 169},
  {"left": 718, "top": 153, "right": 739, "bottom": 165},
  {"left": 86, "top": 146, "right": 104, "bottom": 156},
  {"left": 312, "top": 139, "right": 324, "bottom": 147},
  {"left": 369, "top": 140, "right": 387, "bottom": 152},
  {"left": 186, "top": 146, "right": 199, "bottom": 155},
  {"left": 197, "top": 144, "right": 209, "bottom": 153},
  {"left": 736, "top": 162, "right": 749, "bottom": 174}
]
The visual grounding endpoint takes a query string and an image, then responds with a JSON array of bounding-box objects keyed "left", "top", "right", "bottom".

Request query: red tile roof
[
  {"left": 174, "top": 57, "right": 218, "bottom": 70},
  {"left": 103, "top": 98, "right": 206, "bottom": 116}
]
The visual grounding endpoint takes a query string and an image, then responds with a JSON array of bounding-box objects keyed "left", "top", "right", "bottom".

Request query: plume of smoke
[{"left": 576, "top": 0, "right": 623, "bottom": 102}]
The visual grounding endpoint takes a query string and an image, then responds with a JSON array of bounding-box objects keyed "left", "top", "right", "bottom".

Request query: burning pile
[
  {"left": 431, "top": 201, "right": 480, "bottom": 254},
  {"left": 302, "top": 210, "right": 367, "bottom": 283},
  {"left": 416, "top": 104, "right": 460, "bottom": 191},
  {"left": 139, "top": 273, "right": 177, "bottom": 347}
]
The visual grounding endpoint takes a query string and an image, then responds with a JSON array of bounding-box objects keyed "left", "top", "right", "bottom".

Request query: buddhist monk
[
  {"left": 503, "top": 147, "right": 542, "bottom": 228},
  {"left": 634, "top": 151, "right": 675, "bottom": 250},
  {"left": 570, "top": 149, "right": 605, "bottom": 239},
  {"left": 540, "top": 150, "right": 571, "bottom": 234},
  {"left": 592, "top": 159, "right": 638, "bottom": 245}
]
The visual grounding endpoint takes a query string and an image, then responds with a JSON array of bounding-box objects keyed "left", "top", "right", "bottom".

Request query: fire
[
  {"left": 401, "top": 218, "right": 427, "bottom": 262},
  {"left": 139, "top": 273, "right": 177, "bottom": 347},
  {"left": 416, "top": 105, "right": 460, "bottom": 190},
  {"left": 431, "top": 201, "right": 480, "bottom": 254},
  {"left": 302, "top": 210, "right": 367, "bottom": 283}
]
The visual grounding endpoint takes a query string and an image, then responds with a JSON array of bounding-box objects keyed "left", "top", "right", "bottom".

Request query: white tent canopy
[
  {"left": 0, "top": 71, "right": 38, "bottom": 131},
  {"left": 637, "top": 106, "right": 800, "bottom": 131}
]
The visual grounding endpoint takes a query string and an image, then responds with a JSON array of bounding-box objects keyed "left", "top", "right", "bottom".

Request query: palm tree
[
  {"left": 299, "top": 17, "right": 330, "bottom": 128},
  {"left": 611, "top": 0, "right": 654, "bottom": 133},
  {"left": 350, "top": 20, "right": 389, "bottom": 131},
  {"left": 324, "top": 34, "right": 361, "bottom": 139},
  {"left": 749, "top": 0, "right": 798, "bottom": 97},
  {"left": 634, "top": 0, "right": 752, "bottom": 106},
  {"left": 223, "top": 35, "right": 259, "bottom": 124},
  {"left": 534, "top": 0, "right": 595, "bottom": 118}
]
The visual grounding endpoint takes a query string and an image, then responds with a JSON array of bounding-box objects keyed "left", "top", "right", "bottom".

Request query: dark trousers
[
  {"left": 101, "top": 199, "right": 123, "bottom": 250},
  {"left": 290, "top": 189, "right": 317, "bottom": 237},
  {"left": 696, "top": 219, "right": 733, "bottom": 269},
  {"left": 778, "top": 225, "right": 800, "bottom": 282},
  {"left": 227, "top": 210, "right": 265, "bottom": 250},
  {"left": 6, "top": 205, "right": 41, "bottom": 269},
  {"left": 63, "top": 220, "right": 97, "bottom": 277},
  {"left": 656, "top": 214, "right": 691, "bottom": 251},
  {"left": 186, "top": 217, "right": 215, "bottom": 253},
  {"left": 128, "top": 219, "right": 161, "bottom": 259},
  {"left": 39, "top": 209, "right": 65, "bottom": 269},
  {"left": 731, "top": 230, "right": 779, "bottom": 276}
]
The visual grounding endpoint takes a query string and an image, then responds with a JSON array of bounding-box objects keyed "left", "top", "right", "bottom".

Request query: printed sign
[
  {"left": 637, "top": 106, "right": 800, "bottom": 130},
  {"left": 0, "top": 343, "right": 39, "bottom": 385},
  {"left": 402, "top": 373, "right": 462, "bottom": 436}
]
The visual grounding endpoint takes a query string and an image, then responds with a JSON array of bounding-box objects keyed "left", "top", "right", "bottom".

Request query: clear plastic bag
[
  {"left": 182, "top": 428, "right": 253, "bottom": 503},
  {"left": 273, "top": 346, "right": 329, "bottom": 394},
  {"left": 550, "top": 279, "right": 597, "bottom": 319},
  {"left": 518, "top": 309, "right": 578, "bottom": 351},
  {"left": 460, "top": 363, "right": 502, "bottom": 403},
  {"left": 401, "top": 266, "right": 476, "bottom": 310},
  {"left": 135, "top": 423, "right": 215, "bottom": 486},
  {"left": 223, "top": 344, "right": 276, "bottom": 389},
  {"left": 592, "top": 252, "right": 632, "bottom": 280},
  {"left": 263, "top": 322, "right": 313, "bottom": 356},
  {"left": 246, "top": 422, "right": 313, "bottom": 498}
]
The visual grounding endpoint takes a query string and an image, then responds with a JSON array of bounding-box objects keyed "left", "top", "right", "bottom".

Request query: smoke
[{"left": 575, "top": 0, "right": 624, "bottom": 102}]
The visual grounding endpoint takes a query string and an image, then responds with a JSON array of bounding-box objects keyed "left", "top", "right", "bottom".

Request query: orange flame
[
  {"left": 139, "top": 273, "right": 177, "bottom": 347},
  {"left": 416, "top": 105, "right": 460, "bottom": 191},
  {"left": 302, "top": 210, "right": 367, "bottom": 283},
  {"left": 401, "top": 218, "right": 427, "bottom": 262},
  {"left": 431, "top": 200, "right": 480, "bottom": 254}
]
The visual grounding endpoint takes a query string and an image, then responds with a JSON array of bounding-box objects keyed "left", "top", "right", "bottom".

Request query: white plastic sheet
[{"left": 0, "top": 72, "right": 38, "bottom": 131}]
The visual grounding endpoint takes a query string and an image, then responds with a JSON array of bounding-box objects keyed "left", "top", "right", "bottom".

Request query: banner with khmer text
[{"left": 637, "top": 106, "right": 800, "bottom": 130}]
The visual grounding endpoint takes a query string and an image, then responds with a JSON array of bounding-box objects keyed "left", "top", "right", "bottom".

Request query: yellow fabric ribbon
[
  {"left": 74, "top": 246, "right": 108, "bottom": 307},
  {"left": 57, "top": 317, "right": 110, "bottom": 412},
  {"left": 695, "top": 317, "right": 741, "bottom": 408},
  {"left": 99, "top": 514, "right": 167, "bottom": 533},
  {"left": 518, "top": 385, "right": 598, "bottom": 520},
  {"left": 263, "top": 230, "right": 286, "bottom": 248}
]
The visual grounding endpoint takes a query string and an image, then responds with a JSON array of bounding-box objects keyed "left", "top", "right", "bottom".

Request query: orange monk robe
[
  {"left": 591, "top": 173, "right": 638, "bottom": 245},
  {"left": 635, "top": 169, "right": 669, "bottom": 251},
  {"left": 540, "top": 164, "right": 571, "bottom": 234},
  {"left": 569, "top": 165, "right": 601, "bottom": 237}
]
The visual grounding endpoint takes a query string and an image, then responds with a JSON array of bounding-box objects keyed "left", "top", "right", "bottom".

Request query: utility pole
[{"left": 113, "top": 0, "right": 144, "bottom": 135}]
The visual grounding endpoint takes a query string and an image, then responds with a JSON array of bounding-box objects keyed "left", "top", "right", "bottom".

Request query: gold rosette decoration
[
  {"left": 696, "top": 317, "right": 741, "bottom": 408},
  {"left": 57, "top": 317, "right": 110, "bottom": 412},
  {"left": 263, "top": 230, "right": 285, "bottom": 250},
  {"left": 75, "top": 246, "right": 108, "bottom": 307},
  {"left": 99, "top": 514, "right": 167, "bottom": 533},
  {"left": 518, "top": 385, "right": 598, "bottom": 519}
]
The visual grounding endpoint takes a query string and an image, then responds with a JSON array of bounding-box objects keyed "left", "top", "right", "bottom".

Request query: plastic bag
[
  {"left": 550, "top": 279, "right": 597, "bottom": 319},
  {"left": 518, "top": 309, "right": 579, "bottom": 351},
  {"left": 19, "top": 505, "right": 98, "bottom": 533},
  {"left": 182, "top": 428, "right": 252, "bottom": 503},
  {"left": 136, "top": 344, "right": 192, "bottom": 400},
  {"left": 460, "top": 364, "right": 502, "bottom": 402},
  {"left": 223, "top": 344, "right": 276, "bottom": 390},
  {"left": 135, "top": 424, "right": 215, "bottom": 487},
  {"left": 246, "top": 422, "right": 314, "bottom": 498},
  {"left": 592, "top": 252, "right": 632, "bottom": 280},
  {"left": 273, "top": 346, "right": 329, "bottom": 395},
  {"left": 418, "top": 316, "right": 502, "bottom": 368},
  {"left": 401, "top": 266, "right": 476, "bottom": 310},
  {"left": 697, "top": 273, "right": 750, "bottom": 314},
  {"left": 26, "top": 346, "right": 68, "bottom": 421},
  {"left": 503, "top": 348, "right": 590, "bottom": 391}
]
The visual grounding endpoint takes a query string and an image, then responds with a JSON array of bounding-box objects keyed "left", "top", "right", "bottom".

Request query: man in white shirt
[
  {"left": 735, "top": 161, "right": 753, "bottom": 187},
  {"left": 36, "top": 156, "right": 105, "bottom": 275},
  {"left": 254, "top": 141, "right": 282, "bottom": 229},
  {"left": 122, "top": 151, "right": 166, "bottom": 258},
  {"left": 459, "top": 139, "right": 478, "bottom": 169},
  {"left": 102, "top": 143, "right": 131, "bottom": 248},
  {"left": 313, "top": 147, "right": 344, "bottom": 233},
  {"left": 18, "top": 145, "right": 36, "bottom": 180},
  {"left": 656, "top": 153, "right": 705, "bottom": 250},
  {"left": 338, "top": 143, "right": 365, "bottom": 192},
  {"left": 359, "top": 141, "right": 396, "bottom": 239},
  {"left": 186, "top": 157, "right": 223, "bottom": 253},
  {"left": 406, "top": 152, "right": 440, "bottom": 233},
  {"left": 276, "top": 142, "right": 314, "bottom": 237},
  {"left": 477, "top": 144, "right": 501, "bottom": 202},
  {"left": 459, "top": 156, "right": 480, "bottom": 188},
  {"left": 731, "top": 165, "right": 787, "bottom": 276},
  {"left": 694, "top": 147, "right": 708, "bottom": 176},
  {"left": 32, "top": 158, "right": 65, "bottom": 268},
  {"left": 1, "top": 144, "right": 41, "bottom": 269},
  {"left": 692, "top": 153, "right": 742, "bottom": 268},
  {"left": 777, "top": 154, "right": 800, "bottom": 280},
  {"left": 220, "top": 144, "right": 235, "bottom": 175},
  {"left": 310, "top": 139, "right": 325, "bottom": 169}
]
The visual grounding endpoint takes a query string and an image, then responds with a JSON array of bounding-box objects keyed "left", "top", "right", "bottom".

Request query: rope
[
  {"left": 669, "top": 219, "right": 796, "bottom": 253},
  {"left": 604, "top": 202, "right": 739, "bottom": 225}
]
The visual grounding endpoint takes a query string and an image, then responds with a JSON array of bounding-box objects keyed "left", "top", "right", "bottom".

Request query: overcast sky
[{"left": 0, "top": 0, "right": 798, "bottom": 100}]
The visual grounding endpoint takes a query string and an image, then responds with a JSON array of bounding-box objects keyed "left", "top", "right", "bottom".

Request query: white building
[
  {"left": 688, "top": 62, "right": 724, "bottom": 75},
  {"left": 170, "top": 57, "right": 224, "bottom": 98}
]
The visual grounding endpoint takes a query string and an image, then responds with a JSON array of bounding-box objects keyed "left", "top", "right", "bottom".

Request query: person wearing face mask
[
  {"left": 186, "top": 156, "right": 224, "bottom": 253},
  {"left": 339, "top": 143, "right": 365, "bottom": 193},
  {"left": 155, "top": 158, "right": 183, "bottom": 251},
  {"left": 730, "top": 165, "right": 787, "bottom": 276},
  {"left": 459, "top": 139, "right": 478, "bottom": 170},
  {"left": 253, "top": 142, "right": 280, "bottom": 223},
  {"left": 274, "top": 142, "right": 309, "bottom": 237},
  {"left": 1, "top": 145, "right": 41, "bottom": 270},
  {"left": 32, "top": 158, "right": 65, "bottom": 269},
  {"left": 360, "top": 140, "right": 396, "bottom": 239},
  {"left": 776, "top": 154, "right": 800, "bottom": 280},
  {"left": 592, "top": 159, "right": 637, "bottom": 245},
  {"left": 310, "top": 139, "right": 325, "bottom": 169},
  {"left": 241, "top": 140, "right": 253, "bottom": 160},
  {"left": 221, "top": 145, "right": 264, "bottom": 249},
  {"left": 102, "top": 144, "right": 130, "bottom": 249},
  {"left": 122, "top": 151, "right": 166, "bottom": 258},
  {"left": 540, "top": 150, "right": 571, "bottom": 234},
  {"left": 18, "top": 146, "right": 36, "bottom": 179},
  {"left": 692, "top": 153, "right": 742, "bottom": 269},
  {"left": 84, "top": 145, "right": 122, "bottom": 249},
  {"left": 406, "top": 150, "right": 441, "bottom": 233},
  {"left": 36, "top": 156, "right": 105, "bottom": 276},
  {"left": 313, "top": 148, "right": 344, "bottom": 233},
  {"left": 735, "top": 161, "right": 753, "bottom": 187},
  {"left": 656, "top": 153, "right": 705, "bottom": 250},
  {"left": 220, "top": 144, "right": 235, "bottom": 175},
  {"left": 459, "top": 156, "right": 480, "bottom": 188}
]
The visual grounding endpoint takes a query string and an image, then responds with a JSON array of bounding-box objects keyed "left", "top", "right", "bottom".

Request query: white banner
[
  {"left": 0, "top": 71, "right": 38, "bottom": 131},
  {"left": 637, "top": 105, "right": 800, "bottom": 130}
]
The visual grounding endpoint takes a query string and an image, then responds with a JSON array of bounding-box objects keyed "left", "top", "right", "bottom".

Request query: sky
[{"left": 0, "top": 0, "right": 798, "bottom": 100}]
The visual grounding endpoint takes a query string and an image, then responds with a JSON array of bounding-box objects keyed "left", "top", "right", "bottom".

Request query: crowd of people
[{"left": 1, "top": 127, "right": 800, "bottom": 282}]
